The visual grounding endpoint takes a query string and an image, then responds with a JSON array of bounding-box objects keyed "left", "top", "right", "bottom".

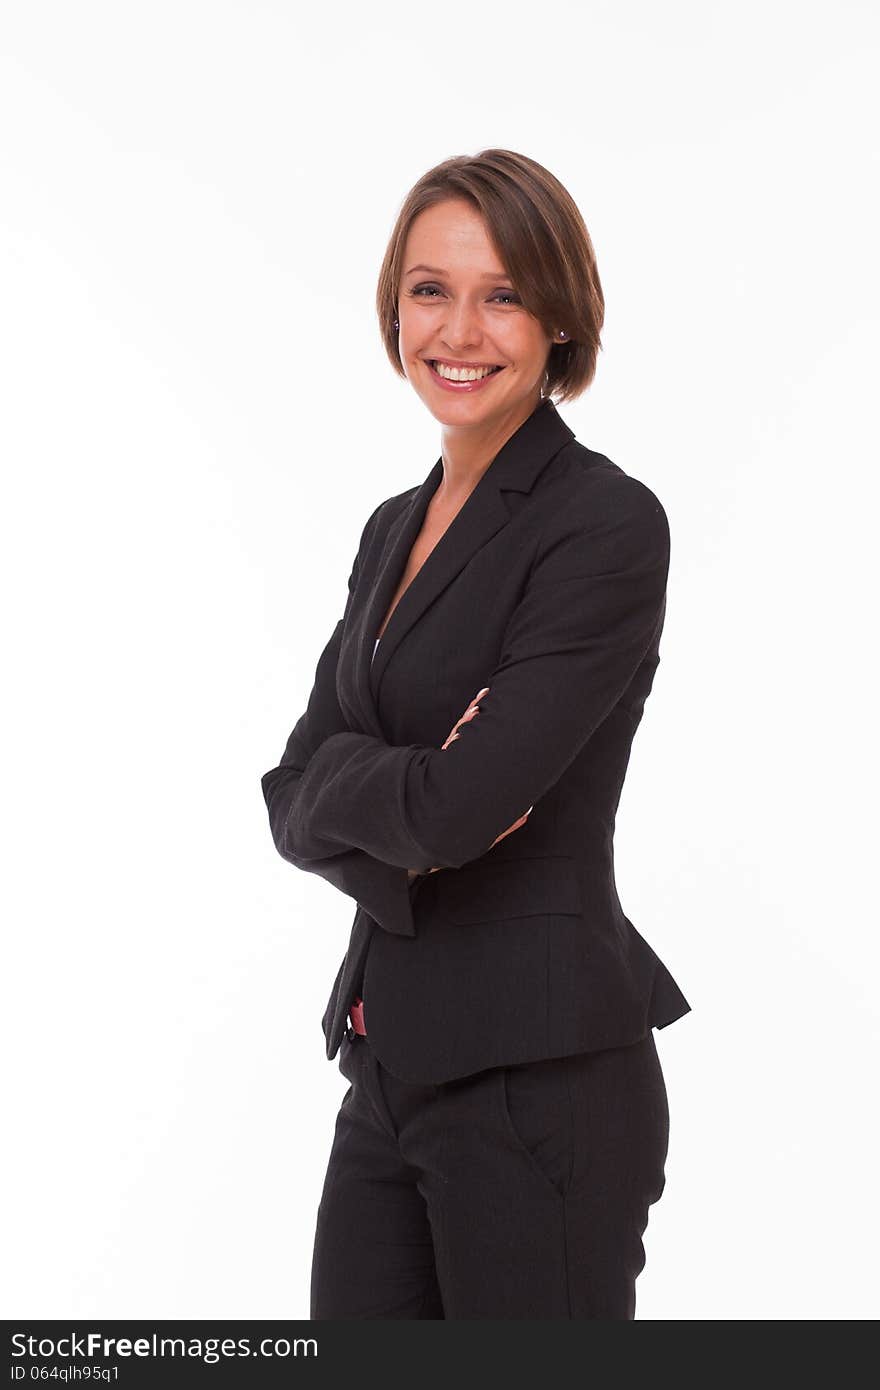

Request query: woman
[{"left": 261, "top": 148, "right": 691, "bottom": 1320}]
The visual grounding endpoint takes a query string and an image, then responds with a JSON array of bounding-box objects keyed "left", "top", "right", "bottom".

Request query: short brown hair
[{"left": 376, "top": 149, "right": 605, "bottom": 404}]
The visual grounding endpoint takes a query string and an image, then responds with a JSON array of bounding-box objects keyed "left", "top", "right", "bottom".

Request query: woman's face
[{"left": 397, "top": 198, "right": 559, "bottom": 431}]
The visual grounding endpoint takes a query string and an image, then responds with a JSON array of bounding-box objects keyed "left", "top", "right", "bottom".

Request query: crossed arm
[{"left": 261, "top": 476, "right": 670, "bottom": 929}]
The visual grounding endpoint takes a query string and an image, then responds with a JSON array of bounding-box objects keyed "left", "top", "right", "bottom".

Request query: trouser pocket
[{"left": 498, "top": 1055, "right": 576, "bottom": 1199}]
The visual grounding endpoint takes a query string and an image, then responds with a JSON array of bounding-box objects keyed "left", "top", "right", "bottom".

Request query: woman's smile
[{"left": 423, "top": 358, "right": 506, "bottom": 392}]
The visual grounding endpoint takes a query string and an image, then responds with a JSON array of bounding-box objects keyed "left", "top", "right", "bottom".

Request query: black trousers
[{"left": 310, "top": 1027, "right": 671, "bottom": 1319}]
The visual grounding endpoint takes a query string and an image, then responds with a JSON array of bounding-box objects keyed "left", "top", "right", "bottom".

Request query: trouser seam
[
  {"left": 561, "top": 1056, "right": 575, "bottom": 1318},
  {"left": 561, "top": 1195, "right": 572, "bottom": 1318},
  {"left": 562, "top": 1055, "right": 576, "bottom": 1196}
]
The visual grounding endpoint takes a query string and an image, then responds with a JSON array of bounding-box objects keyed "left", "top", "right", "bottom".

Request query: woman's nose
[{"left": 442, "top": 300, "right": 483, "bottom": 349}]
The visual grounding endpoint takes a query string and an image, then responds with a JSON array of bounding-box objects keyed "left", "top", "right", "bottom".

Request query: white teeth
[{"left": 432, "top": 361, "right": 500, "bottom": 382}]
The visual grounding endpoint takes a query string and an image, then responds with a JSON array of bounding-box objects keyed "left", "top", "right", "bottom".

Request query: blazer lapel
[{"left": 358, "top": 398, "right": 575, "bottom": 733}]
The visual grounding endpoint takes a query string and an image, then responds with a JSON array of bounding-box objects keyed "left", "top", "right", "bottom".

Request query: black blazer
[{"left": 261, "top": 397, "right": 691, "bottom": 1084}]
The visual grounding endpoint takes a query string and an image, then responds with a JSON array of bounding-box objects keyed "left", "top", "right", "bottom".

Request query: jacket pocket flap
[{"left": 433, "top": 855, "right": 582, "bottom": 925}]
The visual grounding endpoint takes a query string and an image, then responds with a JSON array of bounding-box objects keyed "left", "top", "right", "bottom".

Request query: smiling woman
[
  {"left": 377, "top": 148, "right": 604, "bottom": 415},
  {"left": 261, "top": 147, "right": 690, "bottom": 1321},
  {"left": 393, "top": 200, "right": 575, "bottom": 418}
]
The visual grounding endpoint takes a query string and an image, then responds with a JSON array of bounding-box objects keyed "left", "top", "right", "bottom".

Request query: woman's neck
[{"left": 436, "top": 393, "right": 543, "bottom": 506}]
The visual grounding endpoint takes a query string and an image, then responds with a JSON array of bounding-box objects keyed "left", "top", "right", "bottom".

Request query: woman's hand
[
  {"left": 440, "top": 686, "right": 491, "bottom": 750},
  {"left": 408, "top": 687, "right": 533, "bottom": 877}
]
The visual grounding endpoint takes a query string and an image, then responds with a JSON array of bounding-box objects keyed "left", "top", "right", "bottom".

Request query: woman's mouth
[{"left": 424, "top": 359, "right": 506, "bottom": 393}]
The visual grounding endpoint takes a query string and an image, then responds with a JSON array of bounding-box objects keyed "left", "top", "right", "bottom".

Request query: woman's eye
[{"left": 410, "top": 285, "right": 520, "bottom": 304}]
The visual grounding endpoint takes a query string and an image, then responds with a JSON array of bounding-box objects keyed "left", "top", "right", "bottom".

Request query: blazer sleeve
[
  {"left": 260, "top": 501, "right": 418, "bottom": 938},
  {"left": 283, "top": 475, "right": 671, "bottom": 873}
]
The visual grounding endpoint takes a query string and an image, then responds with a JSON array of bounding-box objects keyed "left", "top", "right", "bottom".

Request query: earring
[
  {"left": 558, "top": 330, "right": 567, "bottom": 340},
  {"left": 393, "top": 319, "right": 399, "bottom": 331}
]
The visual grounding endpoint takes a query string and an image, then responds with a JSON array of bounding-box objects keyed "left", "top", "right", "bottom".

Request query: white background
[{"left": 2, "top": 0, "right": 878, "bottom": 1321}]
